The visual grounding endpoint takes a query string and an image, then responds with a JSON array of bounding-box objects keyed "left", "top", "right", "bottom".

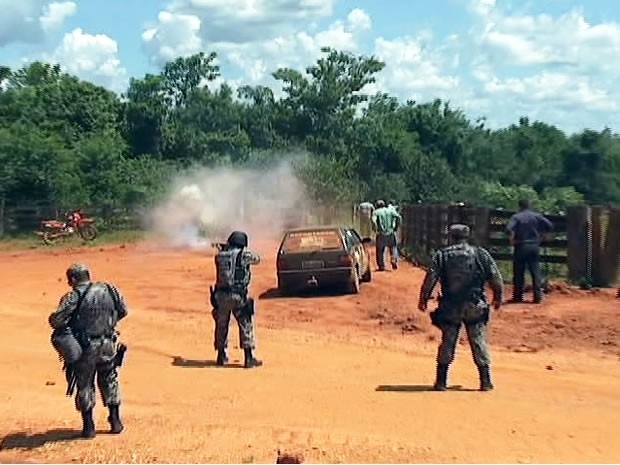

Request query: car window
[
  {"left": 349, "top": 229, "right": 363, "bottom": 242},
  {"left": 343, "top": 229, "right": 359, "bottom": 250},
  {"left": 281, "top": 229, "right": 344, "bottom": 253}
]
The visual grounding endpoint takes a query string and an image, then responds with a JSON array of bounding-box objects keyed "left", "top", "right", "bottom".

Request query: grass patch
[{"left": 0, "top": 229, "right": 145, "bottom": 251}]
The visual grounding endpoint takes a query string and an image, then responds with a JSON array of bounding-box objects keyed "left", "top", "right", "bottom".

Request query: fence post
[
  {"left": 474, "top": 207, "right": 490, "bottom": 247},
  {"left": 591, "top": 206, "right": 606, "bottom": 285},
  {"left": 0, "top": 197, "right": 4, "bottom": 237},
  {"left": 566, "top": 205, "right": 590, "bottom": 283},
  {"left": 401, "top": 205, "right": 411, "bottom": 248},
  {"left": 602, "top": 207, "right": 620, "bottom": 285},
  {"left": 437, "top": 205, "right": 449, "bottom": 248}
]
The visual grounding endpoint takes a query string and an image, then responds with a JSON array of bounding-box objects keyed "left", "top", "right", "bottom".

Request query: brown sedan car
[{"left": 276, "top": 225, "right": 373, "bottom": 295}]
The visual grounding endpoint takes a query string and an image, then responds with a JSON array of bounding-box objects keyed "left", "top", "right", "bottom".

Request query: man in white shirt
[{"left": 358, "top": 201, "right": 374, "bottom": 237}]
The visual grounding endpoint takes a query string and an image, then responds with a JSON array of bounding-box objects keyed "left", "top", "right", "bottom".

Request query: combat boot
[
  {"left": 107, "top": 404, "right": 124, "bottom": 434},
  {"left": 216, "top": 349, "right": 228, "bottom": 366},
  {"left": 243, "top": 348, "right": 263, "bottom": 368},
  {"left": 433, "top": 363, "right": 449, "bottom": 391},
  {"left": 478, "top": 365, "right": 494, "bottom": 391},
  {"left": 81, "top": 409, "right": 96, "bottom": 439}
]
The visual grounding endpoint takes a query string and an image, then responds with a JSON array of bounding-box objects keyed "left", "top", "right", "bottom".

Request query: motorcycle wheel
[
  {"left": 79, "top": 224, "right": 98, "bottom": 241},
  {"left": 42, "top": 231, "right": 55, "bottom": 245}
]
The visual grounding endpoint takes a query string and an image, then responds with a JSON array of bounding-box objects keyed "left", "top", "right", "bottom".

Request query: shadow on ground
[
  {"left": 171, "top": 356, "right": 244, "bottom": 368},
  {"left": 259, "top": 286, "right": 351, "bottom": 300},
  {"left": 1, "top": 429, "right": 81, "bottom": 451},
  {"left": 375, "top": 384, "right": 478, "bottom": 392}
]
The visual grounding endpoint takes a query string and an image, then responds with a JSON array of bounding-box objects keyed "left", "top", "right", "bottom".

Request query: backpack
[
  {"left": 214, "top": 248, "right": 244, "bottom": 289},
  {"left": 441, "top": 245, "right": 483, "bottom": 302}
]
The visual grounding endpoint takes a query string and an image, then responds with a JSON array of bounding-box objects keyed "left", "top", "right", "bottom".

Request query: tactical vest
[
  {"left": 72, "top": 283, "right": 119, "bottom": 338},
  {"left": 440, "top": 244, "right": 484, "bottom": 302},
  {"left": 214, "top": 248, "right": 249, "bottom": 293}
]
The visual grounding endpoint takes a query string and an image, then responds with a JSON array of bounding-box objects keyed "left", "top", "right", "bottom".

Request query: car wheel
[
  {"left": 360, "top": 264, "right": 372, "bottom": 282},
  {"left": 347, "top": 267, "right": 360, "bottom": 294}
]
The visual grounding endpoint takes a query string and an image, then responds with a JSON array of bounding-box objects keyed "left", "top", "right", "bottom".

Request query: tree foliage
[{"left": 1, "top": 48, "right": 619, "bottom": 214}]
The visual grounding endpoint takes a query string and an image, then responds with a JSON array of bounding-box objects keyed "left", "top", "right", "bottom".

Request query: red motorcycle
[{"left": 35, "top": 211, "right": 98, "bottom": 244}]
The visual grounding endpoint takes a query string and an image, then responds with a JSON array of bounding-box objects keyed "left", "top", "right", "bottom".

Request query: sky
[{"left": 1, "top": 0, "right": 619, "bottom": 134}]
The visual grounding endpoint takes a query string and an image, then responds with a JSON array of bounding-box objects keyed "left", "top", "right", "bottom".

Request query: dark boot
[
  {"left": 243, "top": 348, "right": 263, "bottom": 368},
  {"left": 478, "top": 365, "right": 494, "bottom": 391},
  {"left": 533, "top": 290, "right": 543, "bottom": 304},
  {"left": 433, "top": 364, "right": 449, "bottom": 391},
  {"left": 81, "top": 409, "right": 96, "bottom": 438},
  {"left": 216, "top": 349, "right": 228, "bottom": 366},
  {"left": 108, "top": 404, "right": 124, "bottom": 434}
]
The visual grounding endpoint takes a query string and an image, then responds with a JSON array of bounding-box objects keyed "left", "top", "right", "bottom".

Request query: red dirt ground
[{"left": 0, "top": 240, "right": 619, "bottom": 463}]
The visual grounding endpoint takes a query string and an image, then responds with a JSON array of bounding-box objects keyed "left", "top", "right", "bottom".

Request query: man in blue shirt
[{"left": 506, "top": 199, "right": 554, "bottom": 303}]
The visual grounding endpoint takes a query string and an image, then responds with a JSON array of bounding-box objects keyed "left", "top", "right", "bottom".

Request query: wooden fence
[
  {"left": 0, "top": 203, "right": 356, "bottom": 237},
  {"left": 399, "top": 204, "right": 620, "bottom": 286},
  {"left": 2, "top": 200, "right": 618, "bottom": 286}
]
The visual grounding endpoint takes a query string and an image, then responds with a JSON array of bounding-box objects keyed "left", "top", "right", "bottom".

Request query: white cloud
[
  {"left": 4, "top": 0, "right": 620, "bottom": 132},
  {"left": 143, "top": 4, "right": 370, "bottom": 88},
  {"left": 44, "top": 28, "right": 128, "bottom": 92},
  {"left": 142, "top": 11, "right": 203, "bottom": 66},
  {"left": 40, "top": 1, "right": 76, "bottom": 32},
  {"left": 346, "top": 8, "right": 372, "bottom": 32},
  {"left": 371, "top": 35, "right": 460, "bottom": 100},
  {"left": 472, "top": 2, "right": 620, "bottom": 71},
  {"left": 484, "top": 72, "right": 613, "bottom": 110},
  {"left": 0, "top": 0, "right": 76, "bottom": 46},
  {"left": 140, "top": 0, "right": 620, "bottom": 132},
  {"left": 146, "top": 0, "right": 335, "bottom": 48},
  {"left": 466, "top": 0, "right": 620, "bottom": 129}
]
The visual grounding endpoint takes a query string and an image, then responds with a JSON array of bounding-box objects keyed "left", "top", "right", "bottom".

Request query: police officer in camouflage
[
  {"left": 417, "top": 224, "right": 504, "bottom": 391},
  {"left": 211, "top": 231, "right": 262, "bottom": 368},
  {"left": 48, "top": 263, "right": 128, "bottom": 438}
]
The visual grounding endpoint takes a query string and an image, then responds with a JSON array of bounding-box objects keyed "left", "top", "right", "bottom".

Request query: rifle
[
  {"left": 64, "top": 363, "right": 77, "bottom": 396},
  {"left": 211, "top": 242, "right": 227, "bottom": 251}
]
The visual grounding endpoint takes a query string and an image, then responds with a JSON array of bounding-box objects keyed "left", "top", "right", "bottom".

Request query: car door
[
  {"left": 351, "top": 228, "right": 370, "bottom": 271},
  {"left": 343, "top": 228, "right": 364, "bottom": 270}
]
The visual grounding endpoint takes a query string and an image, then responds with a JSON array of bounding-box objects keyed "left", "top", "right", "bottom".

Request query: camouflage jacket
[
  {"left": 419, "top": 242, "right": 504, "bottom": 306},
  {"left": 48, "top": 281, "right": 128, "bottom": 338}
]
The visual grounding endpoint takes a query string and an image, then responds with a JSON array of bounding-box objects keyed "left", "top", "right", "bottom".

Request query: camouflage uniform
[
  {"left": 48, "top": 264, "right": 128, "bottom": 438},
  {"left": 211, "top": 231, "right": 262, "bottom": 368},
  {"left": 418, "top": 224, "right": 504, "bottom": 391}
]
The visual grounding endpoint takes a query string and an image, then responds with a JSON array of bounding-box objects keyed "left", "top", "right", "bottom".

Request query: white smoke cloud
[{"left": 147, "top": 158, "right": 310, "bottom": 248}]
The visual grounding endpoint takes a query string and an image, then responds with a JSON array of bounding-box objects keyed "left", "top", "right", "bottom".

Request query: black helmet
[
  {"left": 448, "top": 223, "right": 470, "bottom": 240},
  {"left": 227, "top": 231, "right": 248, "bottom": 248},
  {"left": 66, "top": 263, "right": 90, "bottom": 283}
]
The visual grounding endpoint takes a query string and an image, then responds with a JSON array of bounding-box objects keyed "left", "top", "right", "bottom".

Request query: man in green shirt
[{"left": 372, "top": 200, "right": 402, "bottom": 271}]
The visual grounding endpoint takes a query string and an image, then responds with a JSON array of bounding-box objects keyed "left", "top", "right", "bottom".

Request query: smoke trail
[{"left": 147, "top": 158, "right": 310, "bottom": 248}]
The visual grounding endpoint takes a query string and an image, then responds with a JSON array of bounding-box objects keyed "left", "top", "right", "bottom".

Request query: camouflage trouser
[
  {"left": 212, "top": 292, "right": 255, "bottom": 350},
  {"left": 73, "top": 337, "right": 121, "bottom": 412},
  {"left": 436, "top": 321, "right": 490, "bottom": 367}
]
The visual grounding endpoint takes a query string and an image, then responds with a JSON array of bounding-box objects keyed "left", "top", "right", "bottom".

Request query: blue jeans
[{"left": 375, "top": 233, "right": 399, "bottom": 269}]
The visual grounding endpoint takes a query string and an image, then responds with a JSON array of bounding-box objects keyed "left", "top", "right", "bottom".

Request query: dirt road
[{"left": 0, "top": 240, "right": 619, "bottom": 463}]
